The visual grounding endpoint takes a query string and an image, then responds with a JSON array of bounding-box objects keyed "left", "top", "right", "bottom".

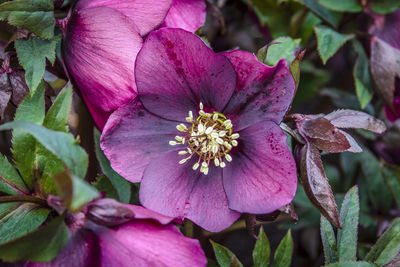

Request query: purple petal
[
  {"left": 369, "top": 9, "right": 400, "bottom": 50},
  {"left": 135, "top": 28, "right": 237, "bottom": 122},
  {"left": 82, "top": 94, "right": 111, "bottom": 131},
  {"left": 75, "top": 0, "right": 173, "bottom": 36},
  {"left": 221, "top": 50, "right": 296, "bottom": 131},
  {"left": 223, "top": 120, "right": 297, "bottom": 214},
  {"left": 162, "top": 0, "right": 206, "bottom": 32},
  {"left": 101, "top": 98, "right": 178, "bottom": 183},
  {"left": 385, "top": 96, "right": 400, "bottom": 122},
  {"left": 96, "top": 220, "right": 207, "bottom": 267},
  {"left": 139, "top": 150, "right": 240, "bottom": 232},
  {"left": 124, "top": 204, "right": 175, "bottom": 225},
  {"left": 63, "top": 7, "right": 141, "bottom": 113}
]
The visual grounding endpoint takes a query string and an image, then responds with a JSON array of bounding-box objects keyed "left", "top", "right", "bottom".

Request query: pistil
[{"left": 170, "top": 103, "right": 239, "bottom": 175}]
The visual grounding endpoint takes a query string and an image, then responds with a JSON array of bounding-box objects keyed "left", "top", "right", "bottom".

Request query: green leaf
[
  {"left": 94, "top": 128, "right": 131, "bottom": 203},
  {"left": 295, "top": 0, "right": 342, "bottom": 28},
  {"left": 258, "top": 37, "right": 301, "bottom": 67},
  {"left": 15, "top": 35, "right": 59, "bottom": 93},
  {"left": 0, "top": 203, "right": 19, "bottom": 220},
  {"left": 43, "top": 84, "right": 72, "bottom": 132},
  {"left": 314, "top": 25, "right": 354, "bottom": 64},
  {"left": 365, "top": 218, "right": 400, "bottom": 266},
  {"left": 299, "top": 12, "right": 321, "bottom": 46},
  {"left": 0, "top": 154, "right": 29, "bottom": 195},
  {"left": 248, "top": 0, "right": 291, "bottom": 38},
  {"left": 210, "top": 240, "right": 243, "bottom": 267},
  {"left": 381, "top": 162, "right": 400, "bottom": 207},
  {"left": 352, "top": 40, "right": 374, "bottom": 109},
  {"left": 0, "top": 0, "right": 55, "bottom": 39},
  {"left": 319, "top": 0, "right": 362, "bottom": 12},
  {"left": 370, "top": 0, "right": 400, "bottom": 14},
  {"left": 290, "top": 50, "right": 305, "bottom": 90},
  {"left": 252, "top": 227, "right": 270, "bottom": 267},
  {"left": 1, "top": 121, "right": 88, "bottom": 178},
  {"left": 0, "top": 215, "right": 68, "bottom": 262},
  {"left": 357, "top": 148, "right": 392, "bottom": 213},
  {"left": 323, "top": 262, "right": 376, "bottom": 267},
  {"left": 0, "top": 203, "right": 50, "bottom": 244},
  {"left": 272, "top": 230, "right": 293, "bottom": 267},
  {"left": 12, "top": 82, "right": 45, "bottom": 188},
  {"left": 321, "top": 215, "right": 338, "bottom": 264},
  {"left": 53, "top": 171, "right": 99, "bottom": 213},
  {"left": 93, "top": 175, "right": 119, "bottom": 200},
  {"left": 337, "top": 186, "right": 359, "bottom": 262}
]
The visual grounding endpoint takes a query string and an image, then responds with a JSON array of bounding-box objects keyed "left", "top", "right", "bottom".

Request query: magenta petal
[
  {"left": 162, "top": 0, "right": 207, "bottom": 32},
  {"left": 222, "top": 50, "right": 296, "bottom": 131},
  {"left": 140, "top": 151, "right": 240, "bottom": 232},
  {"left": 223, "top": 120, "right": 297, "bottom": 214},
  {"left": 96, "top": 221, "right": 207, "bottom": 267},
  {"left": 64, "top": 7, "right": 141, "bottom": 113},
  {"left": 82, "top": 94, "right": 111, "bottom": 131},
  {"left": 124, "top": 204, "right": 175, "bottom": 225},
  {"left": 75, "top": 0, "right": 173, "bottom": 36},
  {"left": 101, "top": 98, "right": 178, "bottom": 183},
  {"left": 135, "top": 28, "right": 237, "bottom": 121}
]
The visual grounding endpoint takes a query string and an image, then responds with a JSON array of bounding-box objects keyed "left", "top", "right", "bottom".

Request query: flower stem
[
  {"left": 184, "top": 220, "right": 194, "bottom": 238},
  {"left": 0, "top": 195, "right": 49, "bottom": 207}
]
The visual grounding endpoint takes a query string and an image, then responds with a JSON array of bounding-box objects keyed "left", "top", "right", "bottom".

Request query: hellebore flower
[
  {"left": 101, "top": 28, "right": 297, "bottom": 232},
  {"left": 62, "top": 0, "right": 206, "bottom": 130},
  {"left": 369, "top": 9, "right": 400, "bottom": 122},
  {"left": 27, "top": 198, "right": 206, "bottom": 267}
]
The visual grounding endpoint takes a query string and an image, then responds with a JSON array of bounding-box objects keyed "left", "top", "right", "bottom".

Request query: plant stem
[
  {"left": 184, "top": 220, "right": 194, "bottom": 238},
  {"left": 0, "top": 195, "right": 49, "bottom": 207}
]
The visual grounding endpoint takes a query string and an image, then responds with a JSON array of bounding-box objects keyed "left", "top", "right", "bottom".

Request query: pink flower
[
  {"left": 100, "top": 28, "right": 297, "bottom": 232},
  {"left": 27, "top": 199, "right": 206, "bottom": 267},
  {"left": 62, "top": 0, "right": 206, "bottom": 130}
]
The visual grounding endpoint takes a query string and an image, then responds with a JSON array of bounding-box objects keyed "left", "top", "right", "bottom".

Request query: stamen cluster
[{"left": 169, "top": 103, "right": 239, "bottom": 175}]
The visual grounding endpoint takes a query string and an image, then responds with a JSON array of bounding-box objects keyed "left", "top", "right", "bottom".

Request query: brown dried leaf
[
  {"left": 279, "top": 203, "right": 298, "bottom": 221},
  {"left": 325, "top": 109, "right": 386, "bottom": 134},
  {"left": 370, "top": 37, "right": 400, "bottom": 109},
  {"left": 301, "top": 117, "right": 350, "bottom": 153},
  {"left": 245, "top": 214, "right": 258, "bottom": 239},
  {"left": 0, "top": 72, "right": 11, "bottom": 119},
  {"left": 300, "top": 143, "right": 341, "bottom": 228}
]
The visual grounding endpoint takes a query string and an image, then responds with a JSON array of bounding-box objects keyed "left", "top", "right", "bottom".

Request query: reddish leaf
[
  {"left": 0, "top": 73, "right": 11, "bottom": 119},
  {"left": 279, "top": 203, "right": 298, "bottom": 221},
  {"left": 245, "top": 214, "right": 258, "bottom": 239},
  {"left": 370, "top": 37, "right": 400, "bottom": 109},
  {"left": 87, "top": 198, "right": 134, "bottom": 227},
  {"left": 300, "top": 117, "right": 350, "bottom": 153},
  {"left": 300, "top": 143, "right": 341, "bottom": 228},
  {"left": 324, "top": 109, "right": 386, "bottom": 134}
]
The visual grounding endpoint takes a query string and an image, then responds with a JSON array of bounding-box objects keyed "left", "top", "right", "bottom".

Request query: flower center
[{"left": 169, "top": 103, "right": 239, "bottom": 175}]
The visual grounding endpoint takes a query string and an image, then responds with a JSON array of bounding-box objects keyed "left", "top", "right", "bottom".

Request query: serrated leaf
[
  {"left": 352, "top": 40, "right": 374, "bottom": 109},
  {"left": 0, "top": 154, "right": 28, "bottom": 195},
  {"left": 357, "top": 148, "right": 392, "bottom": 213},
  {"left": 295, "top": 0, "right": 342, "bottom": 28},
  {"left": 314, "top": 25, "right": 354, "bottom": 64},
  {"left": 94, "top": 129, "right": 131, "bottom": 203},
  {"left": 0, "top": 215, "right": 68, "bottom": 262},
  {"left": 1, "top": 121, "right": 88, "bottom": 178},
  {"left": 381, "top": 163, "right": 400, "bottom": 207},
  {"left": 15, "top": 35, "right": 59, "bottom": 93},
  {"left": 12, "top": 82, "right": 45, "bottom": 188},
  {"left": 365, "top": 218, "right": 400, "bottom": 266},
  {"left": 53, "top": 171, "right": 99, "bottom": 213},
  {"left": 319, "top": 0, "right": 362, "bottom": 12},
  {"left": 210, "top": 240, "right": 243, "bottom": 267},
  {"left": 258, "top": 37, "right": 300, "bottom": 67},
  {"left": 271, "top": 230, "right": 293, "bottom": 267},
  {"left": 0, "top": 0, "right": 55, "bottom": 39},
  {"left": 253, "top": 227, "right": 270, "bottom": 267},
  {"left": 337, "top": 186, "right": 359, "bottom": 262},
  {"left": 0, "top": 203, "right": 50, "bottom": 244},
  {"left": 93, "top": 175, "right": 119, "bottom": 200},
  {"left": 323, "top": 262, "right": 376, "bottom": 267},
  {"left": 321, "top": 215, "right": 338, "bottom": 264},
  {"left": 300, "top": 142, "right": 341, "bottom": 228},
  {"left": 43, "top": 84, "right": 72, "bottom": 132}
]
